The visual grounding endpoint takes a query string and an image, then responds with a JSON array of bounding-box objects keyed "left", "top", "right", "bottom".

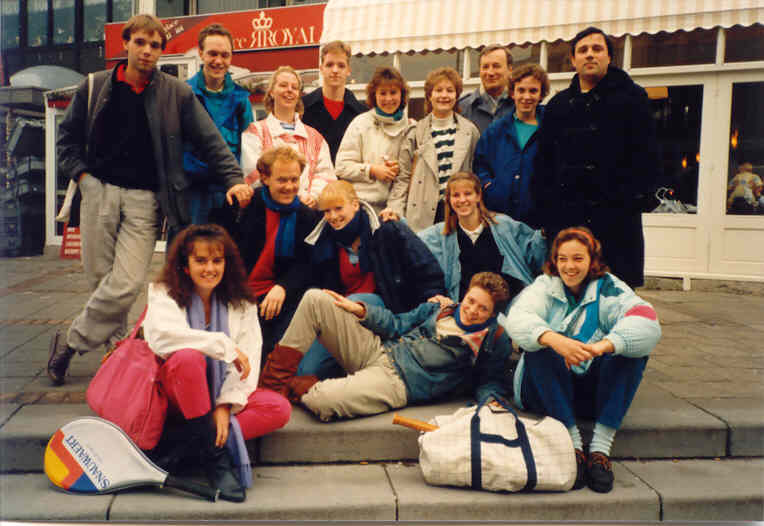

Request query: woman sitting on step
[
  {"left": 143, "top": 224, "right": 291, "bottom": 502},
  {"left": 504, "top": 226, "right": 661, "bottom": 494}
]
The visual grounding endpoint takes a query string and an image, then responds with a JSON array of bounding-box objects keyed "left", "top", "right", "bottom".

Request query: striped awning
[{"left": 321, "top": 0, "right": 764, "bottom": 54}]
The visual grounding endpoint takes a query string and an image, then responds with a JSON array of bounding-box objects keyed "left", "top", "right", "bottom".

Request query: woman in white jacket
[
  {"left": 143, "top": 224, "right": 291, "bottom": 502},
  {"left": 335, "top": 66, "right": 414, "bottom": 215},
  {"left": 505, "top": 226, "right": 661, "bottom": 494},
  {"left": 241, "top": 66, "right": 335, "bottom": 208}
]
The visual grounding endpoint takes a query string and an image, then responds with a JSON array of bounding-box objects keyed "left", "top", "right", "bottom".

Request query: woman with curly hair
[
  {"left": 143, "top": 224, "right": 291, "bottom": 502},
  {"left": 505, "top": 226, "right": 661, "bottom": 494}
]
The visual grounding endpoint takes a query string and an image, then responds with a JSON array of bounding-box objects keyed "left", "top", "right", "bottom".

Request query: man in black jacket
[
  {"left": 534, "top": 27, "right": 661, "bottom": 288},
  {"left": 301, "top": 40, "right": 367, "bottom": 163},
  {"left": 48, "top": 14, "right": 252, "bottom": 385}
]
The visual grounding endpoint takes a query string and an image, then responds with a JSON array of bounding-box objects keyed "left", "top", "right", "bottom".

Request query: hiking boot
[
  {"left": 47, "top": 330, "right": 75, "bottom": 386},
  {"left": 587, "top": 451, "right": 614, "bottom": 493},
  {"left": 573, "top": 448, "right": 587, "bottom": 490}
]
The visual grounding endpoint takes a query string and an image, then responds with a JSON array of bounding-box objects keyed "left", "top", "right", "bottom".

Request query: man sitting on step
[{"left": 259, "top": 272, "right": 512, "bottom": 421}]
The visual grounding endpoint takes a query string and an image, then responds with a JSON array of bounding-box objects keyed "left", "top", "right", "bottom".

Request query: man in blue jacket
[
  {"left": 183, "top": 23, "right": 254, "bottom": 229},
  {"left": 259, "top": 272, "right": 512, "bottom": 421},
  {"left": 473, "top": 64, "right": 549, "bottom": 228},
  {"left": 457, "top": 44, "right": 515, "bottom": 135}
]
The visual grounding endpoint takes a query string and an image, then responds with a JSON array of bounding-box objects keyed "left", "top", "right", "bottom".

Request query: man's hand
[
  {"left": 226, "top": 183, "right": 254, "bottom": 207},
  {"left": 232, "top": 347, "right": 251, "bottom": 380},
  {"left": 300, "top": 194, "right": 317, "bottom": 209},
  {"left": 260, "top": 285, "right": 286, "bottom": 320},
  {"left": 427, "top": 294, "right": 455, "bottom": 309},
  {"left": 378, "top": 208, "right": 399, "bottom": 222},
  {"left": 212, "top": 404, "right": 231, "bottom": 448},
  {"left": 323, "top": 289, "right": 365, "bottom": 318}
]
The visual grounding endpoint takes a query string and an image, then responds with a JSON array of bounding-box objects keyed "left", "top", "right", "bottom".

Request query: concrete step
[
  {"left": 1, "top": 459, "right": 762, "bottom": 521},
  {"left": 1, "top": 376, "right": 762, "bottom": 473}
]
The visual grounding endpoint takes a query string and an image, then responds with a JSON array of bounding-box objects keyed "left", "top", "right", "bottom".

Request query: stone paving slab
[
  {"left": 687, "top": 397, "right": 764, "bottom": 456},
  {"left": 613, "top": 381, "right": 727, "bottom": 458},
  {"left": 108, "top": 464, "right": 396, "bottom": 521},
  {"left": 0, "top": 403, "right": 93, "bottom": 472},
  {"left": 0, "top": 403, "right": 19, "bottom": 426},
  {"left": 386, "top": 462, "right": 659, "bottom": 521},
  {"left": 0, "top": 473, "right": 112, "bottom": 521},
  {"left": 260, "top": 400, "right": 469, "bottom": 463},
  {"left": 622, "top": 458, "right": 764, "bottom": 521}
]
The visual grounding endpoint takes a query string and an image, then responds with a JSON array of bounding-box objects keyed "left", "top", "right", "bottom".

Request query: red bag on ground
[{"left": 86, "top": 306, "right": 167, "bottom": 450}]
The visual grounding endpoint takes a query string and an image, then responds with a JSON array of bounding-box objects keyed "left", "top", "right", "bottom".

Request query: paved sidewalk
[{"left": 0, "top": 252, "right": 762, "bottom": 521}]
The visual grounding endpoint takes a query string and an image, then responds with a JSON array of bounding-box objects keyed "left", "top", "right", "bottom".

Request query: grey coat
[
  {"left": 457, "top": 87, "right": 514, "bottom": 135},
  {"left": 57, "top": 62, "right": 244, "bottom": 228},
  {"left": 389, "top": 113, "right": 480, "bottom": 232}
]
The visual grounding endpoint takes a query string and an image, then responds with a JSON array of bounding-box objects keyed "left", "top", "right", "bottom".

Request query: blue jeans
[
  {"left": 520, "top": 348, "right": 648, "bottom": 430},
  {"left": 296, "top": 293, "right": 385, "bottom": 380}
]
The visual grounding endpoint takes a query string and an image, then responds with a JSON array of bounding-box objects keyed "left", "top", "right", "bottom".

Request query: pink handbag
[{"left": 86, "top": 306, "right": 167, "bottom": 450}]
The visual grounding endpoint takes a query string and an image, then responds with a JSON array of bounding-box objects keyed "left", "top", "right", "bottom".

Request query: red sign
[{"left": 104, "top": 4, "right": 325, "bottom": 60}]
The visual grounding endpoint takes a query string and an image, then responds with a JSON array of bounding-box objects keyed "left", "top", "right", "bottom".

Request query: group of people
[{"left": 47, "top": 13, "right": 662, "bottom": 501}]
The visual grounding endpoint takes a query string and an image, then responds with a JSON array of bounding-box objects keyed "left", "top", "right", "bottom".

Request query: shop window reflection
[
  {"left": 349, "top": 54, "right": 394, "bottom": 85},
  {"left": 727, "top": 82, "right": 764, "bottom": 215},
  {"left": 399, "top": 50, "right": 459, "bottom": 82},
  {"left": 649, "top": 85, "right": 702, "bottom": 214}
]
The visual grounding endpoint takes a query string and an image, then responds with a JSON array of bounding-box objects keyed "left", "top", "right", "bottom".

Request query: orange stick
[{"left": 392, "top": 413, "right": 439, "bottom": 432}]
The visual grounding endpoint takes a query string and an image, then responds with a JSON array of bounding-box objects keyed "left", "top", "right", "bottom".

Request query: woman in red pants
[{"left": 143, "top": 224, "right": 291, "bottom": 502}]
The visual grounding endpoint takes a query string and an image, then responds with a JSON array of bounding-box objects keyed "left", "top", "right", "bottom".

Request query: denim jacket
[{"left": 361, "top": 301, "right": 511, "bottom": 404}]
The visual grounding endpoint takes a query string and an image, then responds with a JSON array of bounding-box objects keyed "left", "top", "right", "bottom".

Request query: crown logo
[{"left": 251, "top": 11, "right": 274, "bottom": 31}]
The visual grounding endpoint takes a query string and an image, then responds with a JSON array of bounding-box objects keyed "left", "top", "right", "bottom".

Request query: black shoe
[
  {"left": 587, "top": 452, "right": 614, "bottom": 493},
  {"left": 47, "top": 330, "right": 75, "bottom": 386},
  {"left": 573, "top": 449, "right": 587, "bottom": 490},
  {"left": 205, "top": 445, "right": 246, "bottom": 503}
]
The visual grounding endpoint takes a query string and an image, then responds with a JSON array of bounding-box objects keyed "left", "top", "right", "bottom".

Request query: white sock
[
  {"left": 590, "top": 423, "right": 617, "bottom": 456},
  {"left": 568, "top": 425, "right": 583, "bottom": 451}
]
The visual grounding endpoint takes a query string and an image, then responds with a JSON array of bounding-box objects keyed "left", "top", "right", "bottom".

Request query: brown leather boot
[
  {"left": 258, "top": 344, "right": 303, "bottom": 396},
  {"left": 286, "top": 374, "right": 319, "bottom": 404}
]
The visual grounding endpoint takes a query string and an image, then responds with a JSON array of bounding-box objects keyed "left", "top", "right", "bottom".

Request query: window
[
  {"left": 84, "top": 0, "right": 107, "bottom": 41},
  {"left": 399, "top": 50, "right": 459, "bottom": 82},
  {"left": 156, "top": 0, "right": 186, "bottom": 17},
  {"left": 468, "top": 43, "right": 540, "bottom": 78},
  {"left": 112, "top": 0, "right": 132, "bottom": 21},
  {"left": 349, "top": 54, "right": 394, "bottom": 85},
  {"left": 27, "top": 0, "right": 48, "bottom": 47},
  {"left": 53, "top": 0, "right": 76, "bottom": 44},
  {"left": 726, "top": 82, "right": 764, "bottom": 215},
  {"left": 650, "top": 85, "right": 703, "bottom": 213},
  {"left": 1, "top": 0, "right": 20, "bottom": 49},
  {"left": 725, "top": 24, "right": 764, "bottom": 63},
  {"left": 631, "top": 29, "right": 716, "bottom": 68},
  {"left": 547, "top": 36, "right": 624, "bottom": 73}
]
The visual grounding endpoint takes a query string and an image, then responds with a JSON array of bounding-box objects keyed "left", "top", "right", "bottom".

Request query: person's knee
[
  {"left": 301, "top": 381, "right": 342, "bottom": 422},
  {"left": 164, "top": 349, "right": 206, "bottom": 379}
]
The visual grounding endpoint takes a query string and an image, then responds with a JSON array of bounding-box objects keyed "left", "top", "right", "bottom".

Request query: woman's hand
[
  {"left": 584, "top": 338, "right": 615, "bottom": 357},
  {"left": 539, "top": 331, "right": 594, "bottom": 368},
  {"left": 323, "top": 289, "right": 365, "bottom": 318},
  {"left": 212, "top": 404, "right": 231, "bottom": 448},
  {"left": 232, "top": 347, "right": 251, "bottom": 380},
  {"left": 427, "top": 294, "right": 455, "bottom": 309},
  {"left": 378, "top": 208, "right": 399, "bottom": 222},
  {"left": 370, "top": 163, "right": 398, "bottom": 183},
  {"left": 260, "top": 285, "right": 286, "bottom": 320},
  {"left": 300, "top": 194, "right": 317, "bottom": 209}
]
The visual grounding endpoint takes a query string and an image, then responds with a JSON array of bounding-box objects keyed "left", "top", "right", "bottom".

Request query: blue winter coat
[
  {"left": 473, "top": 106, "right": 544, "bottom": 227},
  {"left": 418, "top": 215, "right": 547, "bottom": 306},
  {"left": 361, "top": 302, "right": 511, "bottom": 404},
  {"left": 183, "top": 71, "right": 254, "bottom": 180}
]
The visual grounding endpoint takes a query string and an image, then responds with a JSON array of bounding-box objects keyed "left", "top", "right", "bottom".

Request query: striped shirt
[{"left": 431, "top": 116, "right": 457, "bottom": 199}]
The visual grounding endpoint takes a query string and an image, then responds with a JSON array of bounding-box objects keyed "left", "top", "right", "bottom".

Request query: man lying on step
[{"left": 259, "top": 272, "right": 512, "bottom": 421}]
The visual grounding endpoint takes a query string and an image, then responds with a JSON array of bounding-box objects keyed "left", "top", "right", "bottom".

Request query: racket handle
[
  {"left": 165, "top": 475, "right": 220, "bottom": 502},
  {"left": 392, "top": 413, "right": 439, "bottom": 432}
]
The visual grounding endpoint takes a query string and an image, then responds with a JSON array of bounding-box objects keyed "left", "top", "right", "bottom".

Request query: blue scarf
[
  {"left": 375, "top": 106, "right": 404, "bottom": 121},
  {"left": 187, "top": 292, "right": 253, "bottom": 489},
  {"left": 314, "top": 209, "right": 373, "bottom": 272},
  {"left": 568, "top": 278, "right": 603, "bottom": 375},
  {"left": 453, "top": 304, "right": 497, "bottom": 333},
  {"left": 261, "top": 186, "right": 301, "bottom": 260}
]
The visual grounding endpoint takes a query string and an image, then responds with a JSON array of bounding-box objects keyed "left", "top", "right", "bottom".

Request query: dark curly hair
[
  {"left": 156, "top": 224, "right": 255, "bottom": 309},
  {"left": 543, "top": 226, "right": 610, "bottom": 281}
]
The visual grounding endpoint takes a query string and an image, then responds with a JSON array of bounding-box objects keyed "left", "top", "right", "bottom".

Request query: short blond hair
[
  {"left": 257, "top": 146, "right": 306, "bottom": 178},
  {"left": 264, "top": 66, "right": 305, "bottom": 116},
  {"left": 321, "top": 40, "right": 351, "bottom": 64},
  {"left": 318, "top": 180, "right": 358, "bottom": 211}
]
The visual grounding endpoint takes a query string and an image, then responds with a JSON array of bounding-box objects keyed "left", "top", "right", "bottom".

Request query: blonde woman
[{"left": 241, "top": 66, "right": 335, "bottom": 208}]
